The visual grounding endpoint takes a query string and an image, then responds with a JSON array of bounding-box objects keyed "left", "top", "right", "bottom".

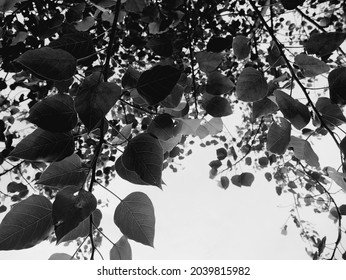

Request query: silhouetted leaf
[
  {"left": 204, "top": 96, "right": 232, "bottom": 117},
  {"left": 294, "top": 54, "right": 330, "bottom": 77},
  {"left": 304, "top": 32, "right": 346, "bottom": 57},
  {"left": 58, "top": 209, "right": 102, "bottom": 244},
  {"left": 206, "top": 71, "right": 235, "bottom": 95},
  {"left": 114, "top": 192, "right": 155, "bottom": 247},
  {"left": 232, "top": 35, "right": 250, "bottom": 59},
  {"left": 274, "top": 90, "right": 310, "bottom": 130},
  {"left": 288, "top": 136, "right": 320, "bottom": 168},
  {"left": 75, "top": 72, "right": 122, "bottom": 131},
  {"left": 265, "top": 172, "right": 272, "bottom": 182},
  {"left": 147, "top": 113, "right": 174, "bottom": 141},
  {"left": 7, "top": 182, "right": 27, "bottom": 193},
  {"left": 137, "top": 65, "right": 181, "bottom": 105},
  {"left": 0, "top": 195, "right": 53, "bottom": 250},
  {"left": 9, "top": 128, "right": 74, "bottom": 162},
  {"left": 122, "top": 66, "right": 140, "bottom": 89},
  {"left": 146, "top": 37, "right": 173, "bottom": 57},
  {"left": 323, "top": 166, "right": 346, "bottom": 192},
  {"left": 339, "top": 205, "right": 346, "bottom": 215},
  {"left": 281, "top": 0, "right": 305, "bottom": 9},
  {"left": 220, "top": 176, "right": 230, "bottom": 190},
  {"left": 267, "top": 117, "right": 291, "bottom": 155},
  {"left": 207, "top": 36, "right": 233, "bottom": 52},
  {"left": 160, "top": 83, "right": 184, "bottom": 108},
  {"left": 110, "top": 235, "right": 132, "bottom": 260},
  {"left": 125, "top": 0, "right": 147, "bottom": 13},
  {"left": 27, "top": 94, "right": 78, "bottom": 132},
  {"left": 217, "top": 147, "right": 227, "bottom": 160},
  {"left": 53, "top": 186, "right": 97, "bottom": 243},
  {"left": 14, "top": 47, "right": 76, "bottom": 81},
  {"left": 37, "top": 154, "right": 87, "bottom": 188},
  {"left": 195, "top": 51, "right": 223, "bottom": 73},
  {"left": 240, "top": 172, "right": 255, "bottom": 187},
  {"left": 252, "top": 97, "right": 278, "bottom": 120},
  {"left": 316, "top": 97, "right": 346, "bottom": 127},
  {"left": 119, "top": 133, "right": 163, "bottom": 188},
  {"left": 266, "top": 41, "right": 285, "bottom": 67},
  {"left": 48, "top": 253, "right": 75, "bottom": 260},
  {"left": 231, "top": 175, "right": 242, "bottom": 187},
  {"left": 236, "top": 67, "right": 268, "bottom": 102},
  {"left": 328, "top": 67, "right": 346, "bottom": 104}
]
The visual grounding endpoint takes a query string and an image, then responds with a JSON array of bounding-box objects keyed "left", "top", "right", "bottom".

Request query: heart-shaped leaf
[
  {"left": 119, "top": 133, "right": 164, "bottom": 188},
  {"left": 294, "top": 54, "right": 330, "bottom": 77},
  {"left": 136, "top": 65, "right": 181, "bottom": 105},
  {"left": 14, "top": 47, "right": 76, "bottom": 81},
  {"left": 114, "top": 192, "right": 155, "bottom": 247},
  {"left": 75, "top": 72, "right": 122, "bottom": 131},
  {"left": 37, "top": 154, "right": 88, "bottom": 188},
  {"left": 304, "top": 32, "right": 346, "bottom": 57},
  {"left": 267, "top": 117, "right": 291, "bottom": 155},
  {"left": 195, "top": 51, "right": 223, "bottom": 73},
  {"left": 0, "top": 195, "right": 53, "bottom": 250},
  {"left": 288, "top": 136, "right": 320, "bottom": 168},
  {"left": 52, "top": 186, "right": 97, "bottom": 243},
  {"left": 232, "top": 35, "right": 250, "bottom": 59},
  {"left": 27, "top": 94, "right": 78, "bottom": 132},
  {"left": 147, "top": 113, "right": 174, "bottom": 141},
  {"left": 110, "top": 235, "right": 132, "bottom": 260},
  {"left": 9, "top": 128, "right": 74, "bottom": 162},
  {"left": 203, "top": 96, "right": 232, "bottom": 117},
  {"left": 236, "top": 67, "right": 268, "bottom": 102}
]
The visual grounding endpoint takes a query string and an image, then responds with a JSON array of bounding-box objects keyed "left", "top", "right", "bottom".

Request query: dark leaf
[
  {"left": 328, "top": 67, "right": 346, "bottom": 105},
  {"left": 304, "top": 32, "right": 346, "bottom": 57},
  {"left": 204, "top": 96, "right": 232, "bottom": 117},
  {"left": 236, "top": 67, "right": 268, "bottom": 102},
  {"left": 232, "top": 35, "right": 250, "bottom": 59},
  {"left": 231, "top": 175, "right": 242, "bottom": 187},
  {"left": 9, "top": 128, "right": 74, "bottom": 162},
  {"left": 281, "top": 0, "right": 305, "bottom": 9},
  {"left": 114, "top": 192, "right": 155, "bottom": 247},
  {"left": 147, "top": 113, "right": 174, "bottom": 141},
  {"left": 288, "top": 136, "right": 320, "bottom": 168},
  {"left": 206, "top": 71, "right": 235, "bottom": 95},
  {"left": 207, "top": 36, "right": 233, "bottom": 53},
  {"left": 0, "top": 205, "right": 7, "bottom": 213},
  {"left": 294, "top": 54, "right": 330, "bottom": 77},
  {"left": 137, "top": 65, "right": 181, "bottom": 105},
  {"left": 209, "top": 159, "right": 222, "bottom": 169},
  {"left": 274, "top": 90, "right": 310, "bottom": 130},
  {"left": 195, "top": 51, "right": 223, "bottom": 73},
  {"left": 13, "top": 47, "right": 76, "bottom": 81},
  {"left": 110, "top": 235, "right": 132, "bottom": 260},
  {"left": 316, "top": 97, "right": 346, "bottom": 127},
  {"left": 122, "top": 66, "right": 141, "bottom": 89},
  {"left": 7, "top": 182, "right": 27, "bottom": 193},
  {"left": 0, "top": 195, "right": 53, "bottom": 250},
  {"left": 265, "top": 172, "right": 272, "bottom": 182},
  {"left": 252, "top": 97, "right": 278, "bottom": 120},
  {"left": 220, "top": 176, "right": 230, "bottom": 190},
  {"left": 119, "top": 133, "right": 164, "bottom": 188},
  {"left": 48, "top": 253, "right": 75, "bottom": 260},
  {"left": 146, "top": 37, "right": 173, "bottom": 57},
  {"left": 216, "top": 147, "right": 227, "bottom": 160},
  {"left": 75, "top": 72, "right": 122, "bottom": 131},
  {"left": 53, "top": 186, "right": 97, "bottom": 243},
  {"left": 267, "top": 117, "right": 291, "bottom": 155},
  {"left": 160, "top": 83, "right": 184, "bottom": 108},
  {"left": 240, "top": 172, "right": 255, "bottom": 187},
  {"left": 125, "top": 0, "right": 147, "bottom": 13},
  {"left": 266, "top": 41, "right": 285, "bottom": 67},
  {"left": 339, "top": 205, "right": 346, "bottom": 215},
  {"left": 27, "top": 94, "right": 78, "bottom": 132}
]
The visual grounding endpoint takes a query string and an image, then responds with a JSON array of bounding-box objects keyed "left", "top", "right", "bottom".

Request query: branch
[{"left": 248, "top": 0, "right": 340, "bottom": 150}]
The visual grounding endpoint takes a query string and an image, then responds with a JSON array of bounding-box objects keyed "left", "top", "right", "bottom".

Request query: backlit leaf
[
  {"left": 304, "top": 32, "right": 346, "bottom": 57},
  {"left": 37, "top": 154, "right": 87, "bottom": 188},
  {"left": 196, "top": 118, "right": 223, "bottom": 139},
  {"left": 0, "top": 195, "right": 53, "bottom": 250},
  {"left": 294, "top": 54, "right": 330, "bottom": 77},
  {"left": 204, "top": 96, "right": 232, "bottom": 117},
  {"left": 316, "top": 97, "right": 346, "bottom": 127},
  {"left": 232, "top": 35, "right": 250, "bottom": 59},
  {"left": 160, "top": 83, "right": 184, "bottom": 108},
  {"left": 75, "top": 72, "right": 122, "bottom": 131},
  {"left": 137, "top": 65, "right": 181, "bottom": 105},
  {"left": 206, "top": 71, "right": 235, "bottom": 95},
  {"left": 14, "top": 47, "right": 76, "bottom": 81},
  {"left": 120, "top": 133, "right": 164, "bottom": 188},
  {"left": 146, "top": 37, "right": 173, "bottom": 57},
  {"left": 53, "top": 186, "right": 97, "bottom": 243},
  {"left": 236, "top": 67, "right": 268, "bottom": 102},
  {"left": 9, "top": 128, "right": 74, "bottom": 162},
  {"left": 110, "top": 235, "right": 132, "bottom": 260},
  {"left": 267, "top": 117, "right": 291, "bottom": 155},
  {"left": 114, "top": 192, "right": 155, "bottom": 247},
  {"left": 288, "top": 136, "right": 320, "bottom": 168},
  {"left": 252, "top": 97, "right": 278, "bottom": 120},
  {"left": 323, "top": 166, "right": 346, "bottom": 192},
  {"left": 195, "top": 51, "right": 223, "bottom": 73},
  {"left": 27, "top": 94, "right": 78, "bottom": 132},
  {"left": 147, "top": 113, "right": 174, "bottom": 141},
  {"left": 328, "top": 67, "right": 346, "bottom": 105}
]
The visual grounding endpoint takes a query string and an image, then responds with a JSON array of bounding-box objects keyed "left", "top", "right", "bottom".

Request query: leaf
[
  {"left": 316, "top": 97, "right": 346, "bottom": 127},
  {"left": 266, "top": 41, "right": 285, "bottom": 67},
  {"left": 119, "top": 133, "right": 164, "bottom": 188},
  {"left": 27, "top": 94, "right": 78, "bottom": 132},
  {"left": 240, "top": 172, "right": 255, "bottom": 187},
  {"left": 323, "top": 166, "right": 346, "bottom": 192},
  {"left": 75, "top": 72, "right": 122, "bottom": 131},
  {"left": 232, "top": 35, "right": 250, "bottom": 59},
  {"left": 207, "top": 36, "right": 233, "bottom": 53},
  {"left": 273, "top": 90, "right": 310, "bottom": 130},
  {"left": 174, "top": 118, "right": 202, "bottom": 136},
  {"left": 125, "top": 0, "right": 147, "bottom": 13},
  {"left": 160, "top": 83, "right": 184, "bottom": 108},
  {"left": 339, "top": 205, "right": 346, "bottom": 215},
  {"left": 236, "top": 67, "right": 268, "bottom": 102},
  {"left": 252, "top": 97, "right": 278, "bottom": 120},
  {"left": 196, "top": 118, "right": 223, "bottom": 139},
  {"left": 58, "top": 209, "right": 102, "bottom": 244},
  {"left": 0, "top": 195, "right": 53, "bottom": 250},
  {"left": 9, "top": 128, "right": 74, "bottom": 162},
  {"left": 147, "top": 113, "right": 174, "bottom": 141},
  {"left": 136, "top": 65, "right": 181, "bottom": 105},
  {"left": 216, "top": 148, "right": 227, "bottom": 160},
  {"left": 294, "top": 54, "right": 330, "bottom": 77},
  {"left": 206, "top": 71, "right": 235, "bottom": 95},
  {"left": 114, "top": 192, "right": 155, "bottom": 247},
  {"left": 122, "top": 66, "right": 141, "bottom": 89},
  {"left": 52, "top": 186, "right": 97, "bottom": 243},
  {"left": 146, "top": 37, "right": 173, "bottom": 57},
  {"left": 203, "top": 96, "right": 232, "bottom": 117},
  {"left": 159, "top": 134, "right": 182, "bottom": 154},
  {"left": 49, "top": 32, "right": 96, "bottom": 66},
  {"left": 267, "top": 117, "right": 291, "bottom": 155},
  {"left": 231, "top": 175, "right": 242, "bottom": 187},
  {"left": 220, "top": 176, "right": 230, "bottom": 190},
  {"left": 74, "top": 16, "right": 95, "bottom": 32},
  {"left": 37, "top": 154, "right": 87, "bottom": 188},
  {"left": 7, "top": 182, "right": 27, "bottom": 193},
  {"left": 288, "top": 136, "right": 320, "bottom": 168},
  {"left": 281, "top": 0, "right": 305, "bottom": 9},
  {"left": 48, "top": 253, "right": 75, "bottom": 260},
  {"left": 13, "top": 47, "right": 76, "bottom": 81},
  {"left": 110, "top": 235, "right": 132, "bottom": 260},
  {"left": 328, "top": 67, "right": 346, "bottom": 105},
  {"left": 304, "top": 32, "right": 346, "bottom": 57},
  {"left": 0, "top": 0, "right": 27, "bottom": 12},
  {"left": 195, "top": 51, "right": 223, "bottom": 73}
]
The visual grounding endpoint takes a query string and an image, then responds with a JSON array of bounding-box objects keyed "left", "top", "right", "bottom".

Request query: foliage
[{"left": 0, "top": 0, "right": 346, "bottom": 260}]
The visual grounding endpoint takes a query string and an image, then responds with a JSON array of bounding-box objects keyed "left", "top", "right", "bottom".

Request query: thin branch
[{"left": 0, "top": 160, "right": 25, "bottom": 177}]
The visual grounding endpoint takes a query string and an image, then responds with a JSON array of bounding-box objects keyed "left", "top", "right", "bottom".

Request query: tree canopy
[{"left": 0, "top": 0, "right": 346, "bottom": 260}]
